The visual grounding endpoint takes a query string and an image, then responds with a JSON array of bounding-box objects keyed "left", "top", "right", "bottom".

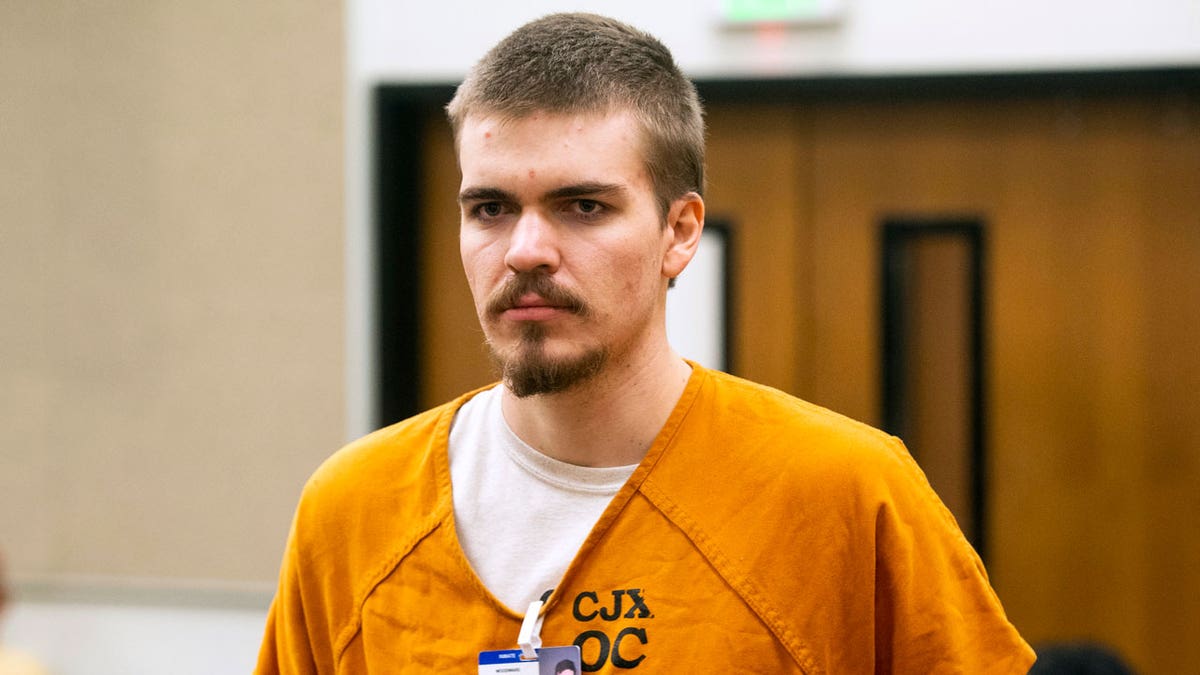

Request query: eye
[
  {"left": 471, "top": 202, "right": 507, "bottom": 220},
  {"left": 569, "top": 199, "right": 606, "bottom": 220}
]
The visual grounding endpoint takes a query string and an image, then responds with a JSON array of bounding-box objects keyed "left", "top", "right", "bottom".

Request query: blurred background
[{"left": 1, "top": 1, "right": 1196, "bottom": 673}]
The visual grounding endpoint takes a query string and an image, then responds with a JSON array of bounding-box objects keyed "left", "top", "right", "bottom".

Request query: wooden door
[{"left": 706, "top": 94, "right": 1200, "bottom": 674}]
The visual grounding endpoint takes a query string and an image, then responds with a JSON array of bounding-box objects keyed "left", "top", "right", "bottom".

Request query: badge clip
[{"left": 517, "top": 600, "right": 544, "bottom": 660}]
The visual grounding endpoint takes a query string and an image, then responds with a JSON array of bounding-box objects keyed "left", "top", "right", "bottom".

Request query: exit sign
[{"left": 718, "top": 0, "right": 845, "bottom": 25}]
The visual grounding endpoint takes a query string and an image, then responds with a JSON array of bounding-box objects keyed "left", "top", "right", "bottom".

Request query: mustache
[{"left": 485, "top": 273, "right": 589, "bottom": 318}]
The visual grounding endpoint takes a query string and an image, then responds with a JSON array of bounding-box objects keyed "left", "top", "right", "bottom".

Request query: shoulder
[
  {"left": 648, "top": 367, "right": 975, "bottom": 577},
  {"left": 303, "top": 399, "right": 454, "bottom": 502},
  {"left": 687, "top": 368, "right": 915, "bottom": 490},
  {"left": 289, "top": 390, "right": 486, "bottom": 557},
  {"left": 697, "top": 368, "right": 890, "bottom": 441},
  {"left": 646, "top": 368, "right": 936, "bottom": 552}
]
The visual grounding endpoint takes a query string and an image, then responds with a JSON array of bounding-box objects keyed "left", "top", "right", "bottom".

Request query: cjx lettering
[{"left": 569, "top": 588, "right": 652, "bottom": 671}]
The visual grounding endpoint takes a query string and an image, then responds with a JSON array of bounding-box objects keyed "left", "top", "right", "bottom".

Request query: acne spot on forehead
[{"left": 528, "top": 169, "right": 536, "bottom": 179}]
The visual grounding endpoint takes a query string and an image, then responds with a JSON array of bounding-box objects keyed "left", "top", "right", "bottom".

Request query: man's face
[{"left": 457, "top": 110, "right": 682, "bottom": 396}]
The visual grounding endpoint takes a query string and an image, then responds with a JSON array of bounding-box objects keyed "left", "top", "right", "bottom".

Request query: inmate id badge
[{"left": 478, "top": 646, "right": 582, "bottom": 675}]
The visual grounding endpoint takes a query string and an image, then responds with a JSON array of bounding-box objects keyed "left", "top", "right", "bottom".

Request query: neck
[{"left": 500, "top": 346, "right": 693, "bottom": 468}]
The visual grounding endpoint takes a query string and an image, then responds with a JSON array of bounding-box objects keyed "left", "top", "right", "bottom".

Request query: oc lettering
[{"left": 574, "top": 627, "right": 649, "bottom": 671}]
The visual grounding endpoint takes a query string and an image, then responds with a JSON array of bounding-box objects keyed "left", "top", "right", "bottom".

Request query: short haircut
[
  {"left": 554, "top": 659, "right": 577, "bottom": 674},
  {"left": 446, "top": 12, "right": 705, "bottom": 214}
]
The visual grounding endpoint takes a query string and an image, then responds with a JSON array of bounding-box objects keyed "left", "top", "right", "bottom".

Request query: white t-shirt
[{"left": 448, "top": 385, "right": 637, "bottom": 612}]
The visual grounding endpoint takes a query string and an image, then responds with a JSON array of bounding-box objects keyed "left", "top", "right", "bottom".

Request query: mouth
[
  {"left": 501, "top": 294, "right": 573, "bottom": 322},
  {"left": 504, "top": 307, "right": 566, "bottom": 322},
  {"left": 487, "top": 275, "right": 587, "bottom": 322}
]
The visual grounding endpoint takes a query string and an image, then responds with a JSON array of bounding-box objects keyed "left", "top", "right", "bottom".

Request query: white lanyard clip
[{"left": 517, "top": 600, "right": 545, "bottom": 660}]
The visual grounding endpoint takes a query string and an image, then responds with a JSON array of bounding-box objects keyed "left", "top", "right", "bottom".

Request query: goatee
[
  {"left": 484, "top": 272, "right": 607, "bottom": 397},
  {"left": 494, "top": 324, "right": 608, "bottom": 397}
]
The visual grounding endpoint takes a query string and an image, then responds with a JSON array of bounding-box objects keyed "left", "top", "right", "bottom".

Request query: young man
[{"left": 257, "top": 13, "right": 1035, "bottom": 673}]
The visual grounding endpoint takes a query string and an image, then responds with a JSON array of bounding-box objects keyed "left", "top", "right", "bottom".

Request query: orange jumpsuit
[{"left": 257, "top": 366, "right": 1034, "bottom": 673}]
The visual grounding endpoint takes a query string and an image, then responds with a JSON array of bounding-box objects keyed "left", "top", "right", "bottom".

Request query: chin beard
[{"left": 492, "top": 323, "right": 608, "bottom": 398}]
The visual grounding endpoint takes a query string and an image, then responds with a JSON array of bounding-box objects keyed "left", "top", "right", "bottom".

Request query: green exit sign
[{"left": 720, "top": 0, "right": 844, "bottom": 24}]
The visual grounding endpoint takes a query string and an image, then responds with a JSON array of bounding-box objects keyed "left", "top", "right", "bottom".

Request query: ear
[{"left": 661, "top": 192, "right": 705, "bottom": 280}]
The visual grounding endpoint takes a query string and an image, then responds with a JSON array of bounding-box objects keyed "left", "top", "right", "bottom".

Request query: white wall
[
  {"left": 343, "top": 0, "right": 1200, "bottom": 436},
  {"left": 351, "top": 0, "right": 1200, "bottom": 81},
  {"left": 4, "top": 600, "right": 266, "bottom": 675}
]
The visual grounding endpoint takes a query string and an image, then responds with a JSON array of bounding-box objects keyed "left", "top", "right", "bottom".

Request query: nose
[{"left": 504, "top": 210, "right": 561, "bottom": 274}]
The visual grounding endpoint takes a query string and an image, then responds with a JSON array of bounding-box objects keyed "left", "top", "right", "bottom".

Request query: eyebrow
[
  {"left": 457, "top": 186, "right": 514, "bottom": 205},
  {"left": 545, "top": 182, "right": 627, "bottom": 201},
  {"left": 457, "top": 182, "right": 628, "bottom": 205}
]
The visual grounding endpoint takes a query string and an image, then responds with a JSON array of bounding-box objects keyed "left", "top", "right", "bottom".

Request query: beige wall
[{"left": 0, "top": 2, "right": 344, "bottom": 588}]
